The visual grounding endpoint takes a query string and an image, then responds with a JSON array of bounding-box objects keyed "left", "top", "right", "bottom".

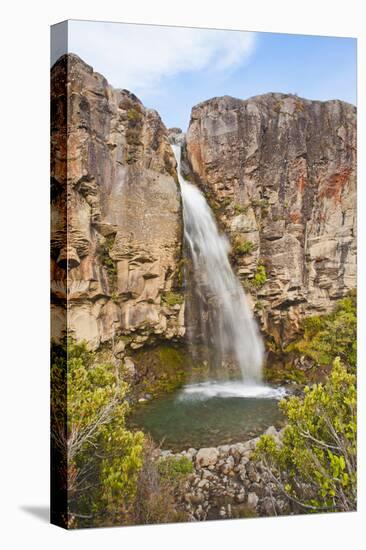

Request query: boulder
[{"left": 196, "top": 447, "right": 219, "bottom": 468}]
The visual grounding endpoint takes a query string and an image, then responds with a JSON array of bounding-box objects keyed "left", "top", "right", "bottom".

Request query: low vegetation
[
  {"left": 162, "top": 290, "right": 184, "bottom": 307},
  {"left": 130, "top": 438, "right": 191, "bottom": 524},
  {"left": 253, "top": 263, "right": 267, "bottom": 287},
  {"left": 286, "top": 290, "right": 356, "bottom": 370},
  {"left": 51, "top": 340, "right": 144, "bottom": 528},
  {"left": 233, "top": 239, "right": 255, "bottom": 256},
  {"left": 255, "top": 358, "right": 356, "bottom": 513},
  {"left": 256, "top": 291, "right": 357, "bottom": 513},
  {"left": 97, "top": 235, "right": 117, "bottom": 288},
  {"left": 233, "top": 203, "right": 249, "bottom": 215}
]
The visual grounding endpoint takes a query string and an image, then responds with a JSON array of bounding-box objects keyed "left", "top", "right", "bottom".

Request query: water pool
[{"left": 129, "top": 381, "right": 287, "bottom": 452}]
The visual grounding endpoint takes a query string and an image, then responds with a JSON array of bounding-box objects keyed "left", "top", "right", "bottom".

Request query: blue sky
[{"left": 66, "top": 20, "right": 356, "bottom": 130}]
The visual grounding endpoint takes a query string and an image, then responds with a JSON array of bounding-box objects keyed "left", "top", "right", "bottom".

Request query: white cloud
[{"left": 67, "top": 21, "right": 256, "bottom": 94}]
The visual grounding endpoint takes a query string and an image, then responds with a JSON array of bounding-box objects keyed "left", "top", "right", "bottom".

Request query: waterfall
[{"left": 172, "top": 144, "right": 264, "bottom": 384}]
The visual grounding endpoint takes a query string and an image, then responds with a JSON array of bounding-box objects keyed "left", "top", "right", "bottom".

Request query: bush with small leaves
[
  {"left": 253, "top": 264, "right": 267, "bottom": 287},
  {"left": 51, "top": 340, "right": 144, "bottom": 528},
  {"left": 255, "top": 358, "right": 356, "bottom": 513},
  {"left": 286, "top": 290, "right": 356, "bottom": 370}
]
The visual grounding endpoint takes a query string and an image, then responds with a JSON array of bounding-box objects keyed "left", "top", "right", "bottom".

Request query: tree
[
  {"left": 255, "top": 358, "right": 356, "bottom": 513},
  {"left": 51, "top": 340, "right": 144, "bottom": 527}
]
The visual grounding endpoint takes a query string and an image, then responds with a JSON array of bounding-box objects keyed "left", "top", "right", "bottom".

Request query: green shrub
[
  {"left": 157, "top": 455, "right": 194, "bottom": 481},
  {"left": 233, "top": 239, "right": 254, "bottom": 256},
  {"left": 286, "top": 290, "right": 356, "bottom": 370},
  {"left": 97, "top": 236, "right": 117, "bottom": 287},
  {"left": 162, "top": 291, "right": 184, "bottom": 307},
  {"left": 233, "top": 203, "right": 248, "bottom": 214},
  {"left": 253, "top": 264, "right": 267, "bottom": 287},
  {"left": 51, "top": 340, "right": 144, "bottom": 528},
  {"left": 255, "top": 358, "right": 356, "bottom": 513},
  {"left": 127, "top": 108, "right": 143, "bottom": 123}
]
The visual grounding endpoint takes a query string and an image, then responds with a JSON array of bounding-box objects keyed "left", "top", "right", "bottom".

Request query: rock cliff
[
  {"left": 51, "top": 57, "right": 356, "bottom": 355},
  {"left": 51, "top": 54, "right": 184, "bottom": 350},
  {"left": 185, "top": 93, "right": 356, "bottom": 345}
]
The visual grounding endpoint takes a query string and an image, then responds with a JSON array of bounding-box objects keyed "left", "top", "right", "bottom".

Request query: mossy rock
[
  {"left": 232, "top": 239, "right": 254, "bottom": 256},
  {"left": 127, "top": 108, "right": 143, "bottom": 123},
  {"left": 162, "top": 291, "right": 184, "bottom": 307},
  {"left": 96, "top": 235, "right": 117, "bottom": 289},
  {"left": 132, "top": 344, "right": 191, "bottom": 397}
]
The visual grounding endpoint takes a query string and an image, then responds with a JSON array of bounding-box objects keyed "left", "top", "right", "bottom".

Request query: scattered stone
[
  {"left": 196, "top": 447, "right": 220, "bottom": 468},
  {"left": 220, "top": 455, "right": 235, "bottom": 475},
  {"left": 157, "top": 430, "right": 294, "bottom": 522},
  {"left": 262, "top": 496, "right": 276, "bottom": 515},
  {"left": 198, "top": 479, "right": 210, "bottom": 490},
  {"left": 246, "top": 463, "right": 259, "bottom": 483},
  {"left": 235, "top": 491, "right": 246, "bottom": 503},
  {"left": 187, "top": 448, "right": 197, "bottom": 458},
  {"left": 247, "top": 492, "right": 259, "bottom": 509}
]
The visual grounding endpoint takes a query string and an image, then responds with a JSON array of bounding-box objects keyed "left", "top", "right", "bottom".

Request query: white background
[{"left": 0, "top": 0, "right": 365, "bottom": 548}]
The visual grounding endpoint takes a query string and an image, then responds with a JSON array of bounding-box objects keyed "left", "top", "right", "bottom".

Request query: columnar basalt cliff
[
  {"left": 51, "top": 54, "right": 184, "bottom": 350},
  {"left": 185, "top": 94, "right": 356, "bottom": 345}
]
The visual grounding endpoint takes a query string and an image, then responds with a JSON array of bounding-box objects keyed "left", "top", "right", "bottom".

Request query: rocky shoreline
[{"left": 157, "top": 426, "right": 290, "bottom": 520}]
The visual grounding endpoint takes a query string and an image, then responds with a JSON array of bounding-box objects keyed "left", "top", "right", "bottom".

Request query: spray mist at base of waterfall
[{"left": 178, "top": 381, "right": 287, "bottom": 401}]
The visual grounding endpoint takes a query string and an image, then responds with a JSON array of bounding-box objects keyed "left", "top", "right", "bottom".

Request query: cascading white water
[{"left": 172, "top": 144, "right": 264, "bottom": 384}]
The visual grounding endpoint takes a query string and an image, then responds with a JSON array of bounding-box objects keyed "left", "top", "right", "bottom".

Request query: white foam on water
[{"left": 178, "top": 381, "right": 287, "bottom": 401}]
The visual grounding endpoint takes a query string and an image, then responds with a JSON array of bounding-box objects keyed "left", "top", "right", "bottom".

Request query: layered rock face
[
  {"left": 186, "top": 94, "right": 356, "bottom": 344},
  {"left": 51, "top": 54, "right": 184, "bottom": 350}
]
